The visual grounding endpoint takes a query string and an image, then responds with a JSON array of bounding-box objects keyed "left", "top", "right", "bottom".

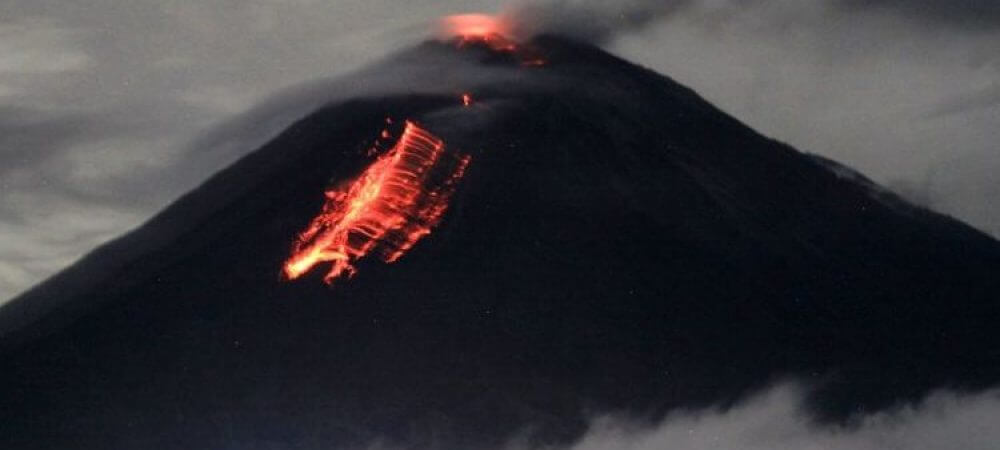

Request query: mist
[
  {"left": 358, "top": 383, "right": 1000, "bottom": 450},
  {"left": 503, "top": 0, "right": 694, "bottom": 42},
  {"left": 545, "top": 384, "right": 1000, "bottom": 450}
]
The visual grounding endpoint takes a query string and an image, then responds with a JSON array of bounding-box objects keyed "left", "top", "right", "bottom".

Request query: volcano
[{"left": 2, "top": 34, "right": 999, "bottom": 449}]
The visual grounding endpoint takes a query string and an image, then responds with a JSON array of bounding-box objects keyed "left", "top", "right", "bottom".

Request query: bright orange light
[
  {"left": 439, "top": 14, "right": 518, "bottom": 52},
  {"left": 440, "top": 14, "right": 508, "bottom": 40},
  {"left": 462, "top": 93, "right": 472, "bottom": 106},
  {"left": 283, "top": 121, "right": 471, "bottom": 285},
  {"left": 438, "top": 14, "right": 549, "bottom": 67}
]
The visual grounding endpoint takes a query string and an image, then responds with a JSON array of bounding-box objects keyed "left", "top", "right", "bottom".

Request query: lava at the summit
[
  {"left": 438, "top": 14, "right": 548, "bottom": 66},
  {"left": 440, "top": 14, "right": 517, "bottom": 52},
  {"left": 283, "top": 121, "right": 470, "bottom": 285}
]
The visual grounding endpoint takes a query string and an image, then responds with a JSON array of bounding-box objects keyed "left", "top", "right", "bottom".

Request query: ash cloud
[
  {"left": 545, "top": 384, "right": 1000, "bottom": 450},
  {"left": 362, "top": 383, "right": 1000, "bottom": 449},
  {"left": 835, "top": 0, "right": 1000, "bottom": 29},
  {"left": 927, "top": 83, "right": 1000, "bottom": 118},
  {"left": 503, "top": 0, "right": 695, "bottom": 43},
  {"left": 0, "top": 107, "right": 105, "bottom": 175}
]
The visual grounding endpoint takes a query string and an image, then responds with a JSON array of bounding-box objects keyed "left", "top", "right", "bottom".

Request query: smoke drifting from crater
[{"left": 503, "top": 0, "right": 694, "bottom": 43}]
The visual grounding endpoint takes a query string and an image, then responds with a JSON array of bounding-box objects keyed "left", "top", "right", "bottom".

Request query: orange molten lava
[
  {"left": 283, "top": 121, "right": 471, "bottom": 285},
  {"left": 440, "top": 14, "right": 518, "bottom": 52},
  {"left": 439, "top": 14, "right": 548, "bottom": 67}
]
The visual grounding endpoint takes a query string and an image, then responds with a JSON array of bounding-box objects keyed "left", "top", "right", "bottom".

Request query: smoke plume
[{"left": 503, "top": 0, "right": 694, "bottom": 43}]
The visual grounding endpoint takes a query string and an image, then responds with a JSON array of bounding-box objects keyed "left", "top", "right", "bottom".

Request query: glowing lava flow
[
  {"left": 283, "top": 121, "right": 471, "bottom": 285},
  {"left": 440, "top": 14, "right": 517, "bottom": 52},
  {"left": 439, "top": 14, "right": 548, "bottom": 66}
]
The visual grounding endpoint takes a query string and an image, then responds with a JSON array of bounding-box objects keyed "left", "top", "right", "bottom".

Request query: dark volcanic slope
[{"left": 2, "top": 36, "right": 999, "bottom": 449}]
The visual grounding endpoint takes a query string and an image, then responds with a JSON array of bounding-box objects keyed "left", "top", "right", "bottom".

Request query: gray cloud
[
  {"left": 0, "top": 105, "right": 166, "bottom": 300},
  {"left": 504, "top": 0, "right": 694, "bottom": 43},
  {"left": 836, "top": 0, "right": 1000, "bottom": 29},
  {"left": 352, "top": 383, "right": 1000, "bottom": 449},
  {"left": 0, "top": 107, "right": 107, "bottom": 174},
  {"left": 508, "top": 0, "right": 1000, "bottom": 42},
  {"left": 0, "top": 18, "right": 92, "bottom": 74},
  {"left": 542, "top": 384, "right": 1000, "bottom": 450},
  {"left": 927, "top": 83, "right": 1000, "bottom": 118}
]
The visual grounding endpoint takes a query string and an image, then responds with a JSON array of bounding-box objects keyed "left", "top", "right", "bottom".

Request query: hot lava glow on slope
[{"left": 283, "top": 121, "right": 471, "bottom": 285}]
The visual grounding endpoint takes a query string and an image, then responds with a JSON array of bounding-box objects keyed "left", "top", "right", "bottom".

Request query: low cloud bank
[{"left": 537, "top": 384, "right": 1000, "bottom": 450}]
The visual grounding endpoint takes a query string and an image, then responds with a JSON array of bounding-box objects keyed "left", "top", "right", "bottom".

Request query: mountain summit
[{"left": 2, "top": 34, "right": 999, "bottom": 449}]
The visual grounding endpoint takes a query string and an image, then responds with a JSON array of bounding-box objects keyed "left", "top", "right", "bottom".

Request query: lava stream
[{"left": 283, "top": 121, "right": 470, "bottom": 285}]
